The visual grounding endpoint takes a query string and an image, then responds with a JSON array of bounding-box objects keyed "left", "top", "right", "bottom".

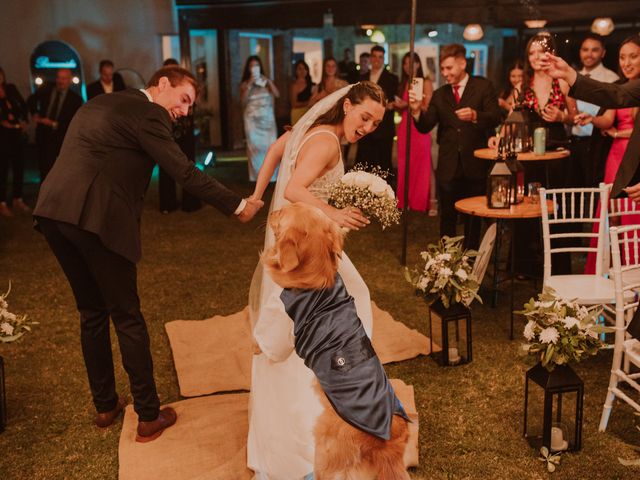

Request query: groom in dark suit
[
  {"left": 410, "top": 43, "right": 501, "bottom": 248},
  {"left": 34, "top": 66, "right": 263, "bottom": 442},
  {"left": 542, "top": 52, "right": 640, "bottom": 200}
]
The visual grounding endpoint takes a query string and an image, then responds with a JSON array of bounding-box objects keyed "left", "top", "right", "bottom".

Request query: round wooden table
[
  {"left": 455, "top": 196, "right": 550, "bottom": 339},
  {"left": 474, "top": 147, "right": 570, "bottom": 162}
]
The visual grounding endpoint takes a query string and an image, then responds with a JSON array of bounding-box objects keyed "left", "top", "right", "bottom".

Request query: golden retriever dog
[{"left": 263, "top": 202, "right": 410, "bottom": 480}]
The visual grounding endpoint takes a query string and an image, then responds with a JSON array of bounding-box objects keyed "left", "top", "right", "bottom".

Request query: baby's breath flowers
[{"left": 328, "top": 164, "right": 401, "bottom": 230}]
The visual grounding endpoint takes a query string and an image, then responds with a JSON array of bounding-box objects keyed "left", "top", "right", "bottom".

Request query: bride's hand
[{"left": 330, "top": 206, "right": 369, "bottom": 230}]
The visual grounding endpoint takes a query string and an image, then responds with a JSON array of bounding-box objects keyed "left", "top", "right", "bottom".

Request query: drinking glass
[{"left": 528, "top": 182, "right": 542, "bottom": 204}]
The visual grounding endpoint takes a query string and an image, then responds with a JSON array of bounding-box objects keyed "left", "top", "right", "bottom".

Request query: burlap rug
[
  {"left": 118, "top": 380, "right": 418, "bottom": 479},
  {"left": 166, "top": 302, "right": 430, "bottom": 397}
]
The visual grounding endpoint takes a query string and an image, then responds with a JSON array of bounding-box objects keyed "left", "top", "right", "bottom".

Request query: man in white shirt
[
  {"left": 571, "top": 34, "right": 619, "bottom": 187},
  {"left": 87, "top": 59, "right": 126, "bottom": 100}
]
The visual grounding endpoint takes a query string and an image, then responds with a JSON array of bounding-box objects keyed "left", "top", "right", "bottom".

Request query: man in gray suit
[
  {"left": 34, "top": 66, "right": 262, "bottom": 442},
  {"left": 542, "top": 51, "right": 640, "bottom": 202}
]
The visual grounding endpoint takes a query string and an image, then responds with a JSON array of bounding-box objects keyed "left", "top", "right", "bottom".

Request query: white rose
[
  {"left": 385, "top": 184, "right": 395, "bottom": 200},
  {"left": 370, "top": 176, "right": 388, "bottom": 196},
  {"left": 523, "top": 320, "right": 536, "bottom": 341},
  {"left": 354, "top": 172, "right": 372, "bottom": 189},
  {"left": 539, "top": 327, "right": 559, "bottom": 344},
  {"left": 436, "top": 253, "right": 452, "bottom": 262},
  {"left": 455, "top": 269, "right": 468, "bottom": 281},
  {"left": 3, "top": 312, "right": 16, "bottom": 322},
  {"left": 341, "top": 171, "right": 358, "bottom": 186},
  {"left": 1, "top": 322, "right": 14, "bottom": 336},
  {"left": 561, "top": 316, "right": 580, "bottom": 330}
]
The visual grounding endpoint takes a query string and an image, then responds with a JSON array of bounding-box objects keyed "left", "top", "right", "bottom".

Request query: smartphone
[{"left": 411, "top": 77, "right": 423, "bottom": 101}]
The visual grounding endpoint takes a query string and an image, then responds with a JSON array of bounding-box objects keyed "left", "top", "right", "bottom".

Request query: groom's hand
[
  {"left": 624, "top": 182, "right": 640, "bottom": 204},
  {"left": 237, "top": 198, "right": 264, "bottom": 223}
]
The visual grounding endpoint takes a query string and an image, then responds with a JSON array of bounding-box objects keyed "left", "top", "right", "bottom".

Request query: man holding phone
[{"left": 409, "top": 43, "right": 501, "bottom": 248}]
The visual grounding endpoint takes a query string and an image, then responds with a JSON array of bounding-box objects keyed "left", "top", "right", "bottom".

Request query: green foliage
[{"left": 405, "top": 235, "right": 482, "bottom": 308}]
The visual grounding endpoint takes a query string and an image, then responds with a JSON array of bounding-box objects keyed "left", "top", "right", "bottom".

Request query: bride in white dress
[{"left": 247, "top": 81, "right": 386, "bottom": 479}]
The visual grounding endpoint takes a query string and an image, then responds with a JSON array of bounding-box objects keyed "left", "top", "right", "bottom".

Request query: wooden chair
[
  {"left": 599, "top": 224, "right": 640, "bottom": 432},
  {"left": 539, "top": 184, "right": 617, "bottom": 305}
]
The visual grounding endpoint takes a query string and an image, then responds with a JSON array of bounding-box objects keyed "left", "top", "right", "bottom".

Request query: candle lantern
[
  {"left": 523, "top": 363, "right": 584, "bottom": 452},
  {"left": 503, "top": 107, "right": 532, "bottom": 153},
  {"left": 428, "top": 301, "right": 472, "bottom": 366},
  {"left": 487, "top": 144, "right": 512, "bottom": 209},
  {"left": 0, "top": 356, "right": 5, "bottom": 433}
]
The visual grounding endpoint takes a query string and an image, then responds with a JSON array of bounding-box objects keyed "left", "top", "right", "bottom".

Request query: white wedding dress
[{"left": 247, "top": 86, "right": 373, "bottom": 480}]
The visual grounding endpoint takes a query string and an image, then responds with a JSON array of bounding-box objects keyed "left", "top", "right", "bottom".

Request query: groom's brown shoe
[
  {"left": 94, "top": 396, "right": 126, "bottom": 428},
  {"left": 135, "top": 407, "right": 177, "bottom": 443}
]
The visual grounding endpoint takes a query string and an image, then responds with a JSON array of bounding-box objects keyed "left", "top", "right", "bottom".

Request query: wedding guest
[
  {"left": 571, "top": 34, "right": 619, "bottom": 187},
  {"left": 395, "top": 52, "right": 433, "bottom": 212},
  {"left": 338, "top": 47, "right": 359, "bottom": 84},
  {"left": 578, "top": 35, "right": 640, "bottom": 273},
  {"left": 33, "top": 66, "right": 263, "bottom": 442},
  {"left": 289, "top": 59, "right": 314, "bottom": 125},
  {"left": 358, "top": 52, "right": 371, "bottom": 76},
  {"left": 0, "top": 67, "right": 29, "bottom": 216},
  {"left": 86, "top": 59, "right": 126, "bottom": 100},
  {"left": 517, "top": 33, "right": 578, "bottom": 276},
  {"left": 409, "top": 43, "right": 501, "bottom": 248},
  {"left": 31, "top": 68, "right": 83, "bottom": 181},
  {"left": 498, "top": 60, "right": 524, "bottom": 114},
  {"left": 240, "top": 55, "right": 279, "bottom": 182},
  {"left": 309, "top": 57, "right": 348, "bottom": 106},
  {"left": 356, "top": 45, "right": 399, "bottom": 172}
]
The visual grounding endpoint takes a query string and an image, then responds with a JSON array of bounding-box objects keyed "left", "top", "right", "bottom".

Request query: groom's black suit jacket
[
  {"left": 413, "top": 76, "right": 501, "bottom": 183},
  {"left": 570, "top": 75, "right": 640, "bottom": 197},
  {"left": 34, "top": 88, "right": 242, "bottom": 263}
]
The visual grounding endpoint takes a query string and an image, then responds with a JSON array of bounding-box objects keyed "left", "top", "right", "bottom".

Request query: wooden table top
[
  {"left": 474, "top": 147, "right": 571, "bottom": 161},
  {"left": 455, "top": 195, "right": 548, "bottom": 219}
]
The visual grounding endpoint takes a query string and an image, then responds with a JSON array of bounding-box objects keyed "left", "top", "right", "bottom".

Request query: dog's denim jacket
[{"left": 280, "top": 274, "right": 409, "bottom": 440}]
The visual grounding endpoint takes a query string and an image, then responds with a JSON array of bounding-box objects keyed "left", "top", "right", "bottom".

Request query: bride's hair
[{"left": 309, "top": 81, "right": 386, "bottom": 129}]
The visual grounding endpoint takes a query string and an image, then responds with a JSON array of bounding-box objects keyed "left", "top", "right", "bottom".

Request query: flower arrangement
[
  {"left": 0, "top": 283, "right": 36, "bottom": 343},
  {"left": 328, "top": 164, "right": 401, "bottom": 229},
  {"left": 405, "top": 235, "right": 481, "bottom": 308},
  {"left": 518, "top": 287, "right": 610, "bottom": 371}
]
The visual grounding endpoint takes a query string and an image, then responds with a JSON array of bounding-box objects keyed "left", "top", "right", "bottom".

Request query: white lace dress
[{"left": 247, "top": 129, "right": 373, "bottom": 479}]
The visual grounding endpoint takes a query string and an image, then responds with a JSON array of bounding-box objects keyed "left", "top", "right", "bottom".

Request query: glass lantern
[
  {"left": 504, "top": 107, "right": 532, "bottom": 153},
  {"left": 428, "top": 301, "right": 472, "bottom": 367},
  {"left": 487, "top": 160, "right": 512, "bottom": 209},
  {"left": 524, "top": 363, "right": 584, "bottom": 452}
]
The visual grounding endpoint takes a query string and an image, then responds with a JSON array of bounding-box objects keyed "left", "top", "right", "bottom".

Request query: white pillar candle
[
  {"left": 448, "top": 347, "right": 461, "bottom": 364},
  {"left": 550, "top": 426, "right": 568, "bottom": 451}
]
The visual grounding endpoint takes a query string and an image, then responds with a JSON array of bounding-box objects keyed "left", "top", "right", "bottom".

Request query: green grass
[{"left": 0, "top": 161, "right": 638, "bottom": 479}]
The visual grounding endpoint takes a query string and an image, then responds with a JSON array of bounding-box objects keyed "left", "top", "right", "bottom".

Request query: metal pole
[{"left": 401, "top": 0, "right": 417, "bottom": 266}]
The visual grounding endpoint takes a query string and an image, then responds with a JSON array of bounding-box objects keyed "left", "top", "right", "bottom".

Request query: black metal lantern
[
  {"left": 504, "top": 106, "right": 532, "bottom": 153},
  {"left": 0, "top": 356, "right": 5, "bottom": 433},
  {"left": 428, "top": 301, "right": 472, "bottom": 366},
  {"left": 487, "top": 158, "right": 512, "bottom": 209},
  {"left": 524, "top": 363, "right": 584, "bottom": 452}
]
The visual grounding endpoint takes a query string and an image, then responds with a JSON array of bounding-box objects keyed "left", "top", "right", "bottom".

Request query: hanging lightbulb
[
  {"left": 34, "top": 77, "right": 43, "bottom": 86},
  {"left": 463, "top": 24, "right": 484, "bottom": 41},
  {"left": 524, "top": 20, "right": 547, "bottom": 29},
  {"left": 591, "top": 17, "right": 614, "bottom": 36},
  {"left": 370, "top": 29, "right": 386, "bottom": 44}
]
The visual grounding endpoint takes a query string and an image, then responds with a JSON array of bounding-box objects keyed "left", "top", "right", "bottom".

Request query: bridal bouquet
[
  {"left": 1, "top": 283, "right": 36, "bottom": 343},
  {"left": 328, "top": 165, "right": 401, "bottom": 229},
  {"left": 518, "top": 287, "right": 610, "bottom": 371},
  {"left": 405, "top": 235, "right": 481, "bottom": 308}
]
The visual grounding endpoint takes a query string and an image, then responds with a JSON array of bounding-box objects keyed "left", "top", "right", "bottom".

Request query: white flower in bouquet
[
  {"left": 328, "top": 164, "right": 401, "bottom": 229},
  {"left": 405, "top": 235, "right": 482, "bottom": 309},
  {"left": 0, "top": 283, "right": 37, "bottom": 343},
  {"left": 523, "top": 320, "right": 536, "bottom": 341},
  {"left": 518, "top": 287, "right": 612, "bottom": 371},
  {"left": 539, "top": 327, "right": 559, "bottom": 344}
]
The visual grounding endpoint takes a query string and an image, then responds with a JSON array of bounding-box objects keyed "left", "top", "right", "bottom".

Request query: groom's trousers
[{"left": 36, "top": 217, "right": 160, "bottom": 421}]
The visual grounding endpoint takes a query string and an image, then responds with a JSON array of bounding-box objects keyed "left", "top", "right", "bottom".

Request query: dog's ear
[{"left": 278, "top": 239, "right": 300, "bottom": 272}]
